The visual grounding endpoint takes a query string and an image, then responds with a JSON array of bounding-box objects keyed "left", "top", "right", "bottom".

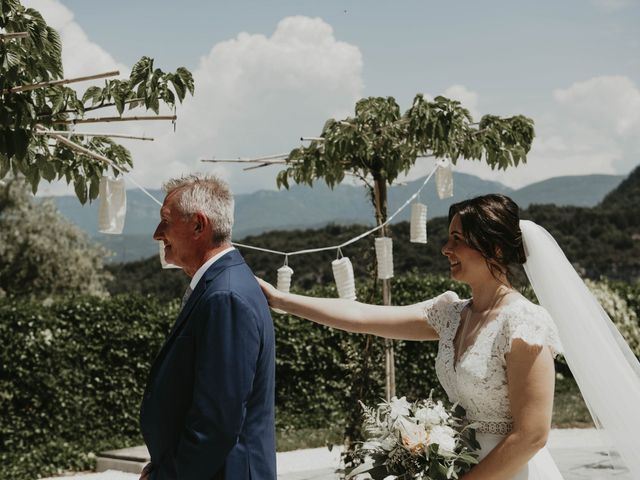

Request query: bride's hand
[{"left": 255, "top": 276, "right": 283, "bottom": 309}]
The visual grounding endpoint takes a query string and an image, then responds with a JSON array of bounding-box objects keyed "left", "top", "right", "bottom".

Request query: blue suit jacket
[{"left": 140, "top": 250, "right": 276, "bottom": 479}]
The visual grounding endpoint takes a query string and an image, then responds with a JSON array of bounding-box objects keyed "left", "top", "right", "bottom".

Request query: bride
[{"left": 258, "top": 194, "right": 640, "bottom": 480}]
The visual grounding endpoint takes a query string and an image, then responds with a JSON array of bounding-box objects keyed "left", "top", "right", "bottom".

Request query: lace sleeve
[
  {"left": 421, "top": 291, "right": 460, "bottom": 335},
  {"left": 501, "top": 303, "right": 563, "bottom": 359}
]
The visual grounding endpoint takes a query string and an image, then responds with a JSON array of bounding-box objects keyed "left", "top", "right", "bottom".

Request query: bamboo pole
[
  {"left": 300, "top": 137, "right": 324, "bottom": 141},
  {"left": 39, "top": 128, "right": 114, "bottom": 167},
  {"left": 52, "top": 115, "right": 176, "bottom": 125},
  {"left": 201, "top": 153, "right": 289, "bottom": 162},
  {"left": 2, "top": 70, "right": 120, "bottom": 95},
  {"left": 0, "top": 32, "right": 28, "bottom": 40},
  {"left": 35, "top": 130, "right": 154, "bottom": 141}
]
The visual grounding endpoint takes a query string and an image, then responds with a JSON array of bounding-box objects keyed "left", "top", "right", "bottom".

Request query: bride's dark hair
[{"left": 448, "top": 194, "right": 526, "bottom": 279}]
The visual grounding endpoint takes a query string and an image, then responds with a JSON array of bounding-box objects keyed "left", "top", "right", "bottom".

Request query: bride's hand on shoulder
[{"left": 255, "top": 276, "right": 283, "bottom": 308}]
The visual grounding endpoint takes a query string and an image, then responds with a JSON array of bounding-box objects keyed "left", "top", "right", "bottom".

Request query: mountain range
[{"left": 49, "top": 172, "right": 625, "bottom": 262}]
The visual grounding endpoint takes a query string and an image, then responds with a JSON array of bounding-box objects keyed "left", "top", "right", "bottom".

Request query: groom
[{"left": 139, "top": 174, "right": 276, "bottom": 480}]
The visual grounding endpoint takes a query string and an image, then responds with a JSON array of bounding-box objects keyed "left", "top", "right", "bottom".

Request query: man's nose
[
  {"left": 441, "top": 242, "right": 452, "bottom": 257},
  {"left": 153, "top": 224, "right": 163, "bottom": 241}
]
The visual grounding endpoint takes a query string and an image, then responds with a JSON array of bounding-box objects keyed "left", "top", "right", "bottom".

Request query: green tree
[
  {"left": 0, "top": 178, "right": 111, "bottom": 298},
  {"left": 277, "top": 95, "right": 534, "bottom": 399},
  {"left": 0, "top": 0, "right": 194, "bottom": 202}
]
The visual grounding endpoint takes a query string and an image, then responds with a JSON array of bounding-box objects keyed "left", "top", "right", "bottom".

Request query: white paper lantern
[
  {"left": 410, "top": 203, "right": 428, "bottom": 244},
  {"left": 98, "top": 176, "right": 127, "bottom": 234},
  {"left": 276, "top": 265, "right": 294, "bottom": 293},
  {"left": 436, "top": 163, "right": 453, "bottom": 199},
  {"left": 272, "top": 264, "right": 294, "bottom": 314},
  {"left": 375, "top": 237, "right": 394, "bottom": 280},
  {"left": 332, "top": 257, "right": 357, "bottom": 301},
  {"left": 158, "top": 241, "right": 180, "bottom": 269}
]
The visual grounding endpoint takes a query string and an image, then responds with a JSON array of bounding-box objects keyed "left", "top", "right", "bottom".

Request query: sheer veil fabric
[{"left": 520, "top": 220, "right": 640, "bottom": 476}]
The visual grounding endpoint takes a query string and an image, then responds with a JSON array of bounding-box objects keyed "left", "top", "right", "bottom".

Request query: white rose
[
  {"left": 415, "top": 407, "right": 443, "bottom": 426},
  {"left": 433, "top": 401, "right": 450, "bottom": 422},
  {"left": 388, "top": 396, "right": 411, "bottom": 420},
  {"left": 429, "top": 425, "right": 457, "bottom": 455},
  {"left": 398, "top": 418, "right": 429, "bottom": 452}
]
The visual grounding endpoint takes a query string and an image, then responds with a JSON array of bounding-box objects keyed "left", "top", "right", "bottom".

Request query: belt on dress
[{"left": 470, "top": 419, "right": 514, "bottom": 435}]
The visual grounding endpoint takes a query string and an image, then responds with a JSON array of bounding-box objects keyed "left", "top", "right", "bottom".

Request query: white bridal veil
[{"left": 520, "top": 220, "right": 640, "bottom": 476}]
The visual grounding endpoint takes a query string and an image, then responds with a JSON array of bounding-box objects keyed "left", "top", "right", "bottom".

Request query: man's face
[{"left": 153, "top": 191, "right": 195, "bottom": 269}]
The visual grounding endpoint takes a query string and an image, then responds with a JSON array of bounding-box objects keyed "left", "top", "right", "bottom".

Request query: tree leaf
[{"left": 73, "top": 176, "right": 87, "bottom": 204}]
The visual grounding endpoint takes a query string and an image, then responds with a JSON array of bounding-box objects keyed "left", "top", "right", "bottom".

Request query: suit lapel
[{"left": 148, "top": 250, "right": 246, "bottom": 378}]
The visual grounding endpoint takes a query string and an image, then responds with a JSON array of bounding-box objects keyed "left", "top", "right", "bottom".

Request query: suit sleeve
[{"left": 170, "top": 291, "right": 260, "bottom": 479}]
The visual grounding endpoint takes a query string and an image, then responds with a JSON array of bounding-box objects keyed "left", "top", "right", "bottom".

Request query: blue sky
[{"left": 27, "top": 0, "right": 640, "bottom": 194}]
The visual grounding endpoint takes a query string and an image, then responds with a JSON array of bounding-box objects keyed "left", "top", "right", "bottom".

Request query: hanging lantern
[
  {"left": 98, "top": 176, "right": 127, "bottom": 234},
  {"left": 410, "top": 203, "right": 428, "bottom": 244},
  {"left": 273, "top": 262, "right": 294, "bottom": 314},
  {"left": 375, "top": 237, "right": 394, "bottom": 280},
  {"left": 276, "top": 264, "right": 294, "bottom": 293},
  {"left": 436, "top": 161, "right": 453, "bottom": 199},
  {"left": 332, "top": 256, "right": 357, "bottom": 301},
  {"left": 158, "top": 241, "right": 179, "bottom": 269}
]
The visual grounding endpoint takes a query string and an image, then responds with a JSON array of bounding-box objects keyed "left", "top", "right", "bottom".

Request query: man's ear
[{"left": 193, "top": 212, "right": 208, "bottom": 237}]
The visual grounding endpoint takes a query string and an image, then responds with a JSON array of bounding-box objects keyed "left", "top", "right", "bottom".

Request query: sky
[{"left": 24, "top": 0, "right": 640, "bottom": 195}]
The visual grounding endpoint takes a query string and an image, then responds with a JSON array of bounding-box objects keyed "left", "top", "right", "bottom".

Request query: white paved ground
[{"left": 40, "top": 429, "right": 631, "bottom": 480}]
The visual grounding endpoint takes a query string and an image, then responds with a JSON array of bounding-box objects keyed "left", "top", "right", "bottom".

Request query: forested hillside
[{"left": 106, "top": 166, "right": 640, "bottom": 299}]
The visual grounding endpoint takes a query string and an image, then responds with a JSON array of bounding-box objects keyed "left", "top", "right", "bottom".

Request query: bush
[
  {"left": 0, "top": 295, "right": 175, "bottom": 479},
  {"left": 1, "top": 274, "right": 637, "bottom": 479}
]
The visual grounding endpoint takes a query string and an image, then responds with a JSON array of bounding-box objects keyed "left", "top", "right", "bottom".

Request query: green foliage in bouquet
[{"left": 346, "top": 395, "right": 480, "bottom": 480}]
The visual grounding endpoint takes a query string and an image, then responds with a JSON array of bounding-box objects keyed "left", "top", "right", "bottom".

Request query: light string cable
[
  {"left": 231, "top": 159, "right": 443, "bottom": 257},
  {"left": 39, "top": 124, "right": 443, "bottom": 258},
  {"left": 37, "top": 125, "right": 164, "bottom": 207}
]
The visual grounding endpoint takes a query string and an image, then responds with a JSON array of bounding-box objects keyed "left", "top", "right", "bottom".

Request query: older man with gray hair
[{"left": 139, "top": 174, "right": 276, "bottom": 480}]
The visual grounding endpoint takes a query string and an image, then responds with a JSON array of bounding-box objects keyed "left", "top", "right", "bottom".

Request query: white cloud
[
  {"left": 123, "top": 16, "right": 364, "bottom": 194},
  {"left": 402, "top": 76, "right": 640, "bottom": 189},
  {"left": 33, "top": 13, "right": 363, "bottom": 196},
  {"left": 442, "top": 84, "right": 480, "bottom": 120},
  {"left": 554, "top": 76, "right": 640, "bottom": 137},
  {"left": 22, "top": 0, "right": 127, "bottom": 80}
]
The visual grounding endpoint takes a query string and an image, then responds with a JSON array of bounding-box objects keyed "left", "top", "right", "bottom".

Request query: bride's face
[{"left": 441, "top": 214, "right": 487, "bottom": 283}]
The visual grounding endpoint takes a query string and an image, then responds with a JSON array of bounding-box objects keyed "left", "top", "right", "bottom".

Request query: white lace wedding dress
[{"left": 423, "top": 291, "right": 565, "bottom": 480}]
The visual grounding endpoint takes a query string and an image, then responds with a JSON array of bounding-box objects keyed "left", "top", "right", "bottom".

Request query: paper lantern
[
  {"left": 332, "top": 257, "right": 357, "bottom": 301},
  {"left": 436, "top": 162, "right": 453, "bottom": 199},
  {"left": 98, "top": 176, "right": 127, "bottom": 234},
  {"left": 272, "top": 264, "right": 294, "bottom": 314},
  {"left": 375, "top": 237, "right": 394, "bottom": 280},
  {"left": 276, "top": 265, "right": 294, "bottom": 293},
  {"left": 410, "top": 203, "right": 427, "bottom": 243}
]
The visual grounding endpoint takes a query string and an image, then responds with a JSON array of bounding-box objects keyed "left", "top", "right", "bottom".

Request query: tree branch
[{"left": 38, "top": 98, "right": 146, "bottom": 118}]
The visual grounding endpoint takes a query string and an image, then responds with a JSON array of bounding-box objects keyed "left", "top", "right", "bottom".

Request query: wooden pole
[
  {"left": 373, "top": 176, "right": 396, "bottom": 401},
  {"left": 52, "top": 115, "right": 176, "bottom": 125},
  {"left": 35, "top": 130, "right": 154, "bottom": 141},
  {"left": 2, "top": 70, "right": 119, "bottom": 95},
  {"left": 0, "top": 32, "right": 28, "bottom": 40}
]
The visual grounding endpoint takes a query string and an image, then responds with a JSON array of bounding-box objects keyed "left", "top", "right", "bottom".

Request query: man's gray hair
[{"left": 163, "top": 173, "right": 234, "bottom": 244}]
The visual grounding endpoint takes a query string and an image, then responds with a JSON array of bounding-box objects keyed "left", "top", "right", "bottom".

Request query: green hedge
[
  {"left": 0, "top": 295, "right": 174, "bottom": 479},
  {"left": 5, "top": 275, "right": 637, "bottom": 479},
  {"left": 0, "top": 274, "right": 468, "bottom": 479}
]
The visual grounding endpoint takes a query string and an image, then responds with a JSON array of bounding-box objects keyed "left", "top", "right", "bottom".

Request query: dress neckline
[{"left": 452, "top": 295, "right": 523, "bottom": 372}]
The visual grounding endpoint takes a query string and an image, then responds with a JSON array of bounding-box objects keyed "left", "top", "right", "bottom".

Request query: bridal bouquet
[{"left": 346, "top": 394, "right": 480, "bottom": 480}]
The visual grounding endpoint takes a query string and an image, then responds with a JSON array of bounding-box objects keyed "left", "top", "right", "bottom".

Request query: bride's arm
[
  {"left": 461, "top": 339, "right": 555, "bottom": 480},
  {"left": 256, "top": 277, "right": 438, "bottom": 341}
]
